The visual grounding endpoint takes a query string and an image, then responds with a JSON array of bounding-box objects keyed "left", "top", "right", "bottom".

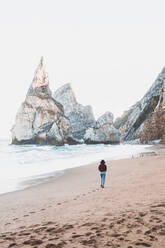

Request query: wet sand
[{"left": 0, "top": 147, "right": 165, "bottom": 247}]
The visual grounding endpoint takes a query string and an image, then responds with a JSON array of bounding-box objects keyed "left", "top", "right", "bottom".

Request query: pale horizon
[{"left": 1, "top": 0, "right": 165, "bottom": 138}]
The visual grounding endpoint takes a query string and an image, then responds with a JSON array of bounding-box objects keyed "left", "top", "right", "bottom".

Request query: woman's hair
[{"left": 100, "top": 160, "right": 105, "bottom": 164}]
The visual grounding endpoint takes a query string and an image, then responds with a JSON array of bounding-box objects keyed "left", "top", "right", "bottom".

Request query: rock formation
[
  {"left": 114, "top": 67, "right": 165, "bottom": 141},
  {"left": 84, "top": 111, "right": 120, "bottom": 144},
  {"left": 140, "top": 76, "right": 165, "bottom": 143},
  {"left": 53, "top": 83, "right": 95, "bottom": 140},
  {"left": 11, "top": 57, "right": 77, "bottom": 145}
]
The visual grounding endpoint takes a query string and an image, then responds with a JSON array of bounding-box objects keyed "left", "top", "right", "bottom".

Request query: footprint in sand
[
  {"left": 23, "top": 239, "right": 43, "bottom": 245},
  {"left": 139, "top": 212, "right": 147, "bottom": 217},
  {"left": 8, "top": 242, "right": 17, "bottom": 247},
  {"left": 18, "top": 232, "right": 31, "bottom": 236},
  {"left": 85, "top": 232, "right": 93, "bottom": 236},
  {"left": 42, "top": 235, "right": 48, "bottom": 239},
  {"left": 10, "top": 232, "right": 17, "bottom": 236},
  {"left": 45, "top": 244, "right": 59, "bottom": 248},
  {"left": 48, "top": 237, "right": 59, "bottom": 241},
  {"left": 13, "top": 218, "right": 18, "bottom": 221},
  {"left": 101, "top": 218, "right": 108, "bottom": 222},
  {"left": 72, "top": 234, "right": 83, "bottom": 238},
  {"left": 29, "top": 224, "right": 40, "bottom": 228},
  {"left": 105, "top": 213, "right": 112, "bottom": 217},
  {"left": 134, "top": 241, "right": 151, "bottom": 247},
  {"left": 81, "top": 238, "right": 96, "bottom": 246},
  {"left": 43, "top": 221, "right": 55, "bottom": 225},
  {"left": 19, "top": 226, "right": 26, "bottom": 229}
]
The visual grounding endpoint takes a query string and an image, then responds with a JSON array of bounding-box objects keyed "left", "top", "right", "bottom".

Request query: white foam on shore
[{"left": 0, "top": 140, "right": 151, "bottom": 195}]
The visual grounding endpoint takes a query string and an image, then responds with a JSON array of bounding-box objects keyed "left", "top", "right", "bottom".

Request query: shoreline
[
  {"left": 0, "top": 147, "right": 165, "bottom": 247},
  {"left": 0, "top": 143, "right": 158, "bottom": 197}
]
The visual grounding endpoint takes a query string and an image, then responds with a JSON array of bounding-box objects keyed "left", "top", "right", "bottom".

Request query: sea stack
[
  {"left": 53, "top": 83, "right": 95, "bottom": 140},
  {"left": 11, "top": 57, "right": 77, "bottom": 145}
]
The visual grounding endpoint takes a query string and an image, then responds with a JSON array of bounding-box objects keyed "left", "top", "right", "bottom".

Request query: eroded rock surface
[
  {"left": 84, "top": 111, "right": 120, "bottom": 144},
  {"left": 53, "top": 83, "right": 95, "bottom": 140},
  {"left": 11, "top": 58, "right": 77, "bottom": 145},
  {"left": 114, "top": 67, "right": 165, "bottom": 141},
  {"left": 141, "top": 77, "right": 165, "bottom": 143}
]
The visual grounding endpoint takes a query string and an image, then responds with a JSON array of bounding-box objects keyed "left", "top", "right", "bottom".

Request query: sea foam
[{"left": 0, "top": 139, "right": 150, "bottom": 195}]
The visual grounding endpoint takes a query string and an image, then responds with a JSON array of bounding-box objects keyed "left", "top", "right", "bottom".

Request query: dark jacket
[{"left": 98, "top": 163, "right": 107, "bottom": 172}]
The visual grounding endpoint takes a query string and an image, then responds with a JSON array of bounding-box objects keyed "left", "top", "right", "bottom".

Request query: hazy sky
[{"left": 1, "top": 0, "right": 165, "bottom": 138}]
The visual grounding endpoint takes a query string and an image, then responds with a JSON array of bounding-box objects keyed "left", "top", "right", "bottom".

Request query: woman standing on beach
[{"left": 98, "top": 160, "right": 107, "bottom": 188}]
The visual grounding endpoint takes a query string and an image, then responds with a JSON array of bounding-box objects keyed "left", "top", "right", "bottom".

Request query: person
[{"left": 98, "top": 160, "right": 107, "bottom": 188}]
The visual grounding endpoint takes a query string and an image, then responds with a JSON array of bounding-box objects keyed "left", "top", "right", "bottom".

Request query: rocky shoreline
[
  {"left": 11, "top": 58, "right": 165, "bottom": 145},
  {"left": 11, "top": 58, "right": 120, "bottom": 145}
]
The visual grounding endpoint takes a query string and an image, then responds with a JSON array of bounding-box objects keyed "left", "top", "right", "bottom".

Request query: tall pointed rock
[
  {"left": 11, "top": 58, "right": 77, "bottom": 145},
  {"left": 27, "top": 56, "right": 51, "bottom": 98}
]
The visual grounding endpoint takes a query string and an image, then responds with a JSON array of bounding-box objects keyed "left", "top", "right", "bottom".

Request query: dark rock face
[
  {"left": 114, "top": 67, "right": 165, "bottom": 141},
  {"left": 11, "top": 58, "right": 77, "bottom": 145},
  {"left": 53, "top": 84, "right": 96, "bottom": 140},
  {"left": 140, "top": 77, "right": 165, "bottom": 143}
]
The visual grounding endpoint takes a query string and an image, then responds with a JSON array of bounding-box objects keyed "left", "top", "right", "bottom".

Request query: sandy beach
[{"left": 0, "top": 148, "right": 165, "bottom": 248}]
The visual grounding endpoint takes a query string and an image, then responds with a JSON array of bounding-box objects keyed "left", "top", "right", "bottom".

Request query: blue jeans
[{"left": 100, "top": 171, "right": 106, "bottom": 186}]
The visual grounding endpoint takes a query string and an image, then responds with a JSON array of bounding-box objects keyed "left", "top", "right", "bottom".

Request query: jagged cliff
[
  {"left": 114, "top": 67, "right": 165, "bottom": 142},
  {"left": 54, "top": 85, "right": 120, "bottom": 144},
  {"left": 53, "top": 84, "right": 95, "bottom": 140},
  {"left": 140, "top": 76, "right": 165, "bottom": 143},
  {"left": 12, "top": 58, "right": 165, "bottom": 145},
  {"left": 11, "top": 58, "right": 77, "bottom": 145},
  {"left": 11, "top": 58, "right": 120, "bottom": 146}
]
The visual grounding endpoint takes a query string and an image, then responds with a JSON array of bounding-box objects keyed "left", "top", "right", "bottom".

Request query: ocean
[{"left": 0, "top": 139, "right": 151, "bottom": 195}]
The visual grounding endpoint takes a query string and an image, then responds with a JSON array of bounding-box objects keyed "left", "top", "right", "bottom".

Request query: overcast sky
[{"left": 1, "top": 0, "right": 165, "bottom": 139}]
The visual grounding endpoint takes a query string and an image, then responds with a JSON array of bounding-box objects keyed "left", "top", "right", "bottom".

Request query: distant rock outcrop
[
  {"left": 84, "top": 111, "right": 120, "bottom": 144},
  {"left": 53, "top": 83, "right": 95, "bottom": 140},
  {"left": 11, "top": 58, "right": 77, "bottom": 145},
  {"left": 114, "top": 67, "right": 165, "bottom": 141}
]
